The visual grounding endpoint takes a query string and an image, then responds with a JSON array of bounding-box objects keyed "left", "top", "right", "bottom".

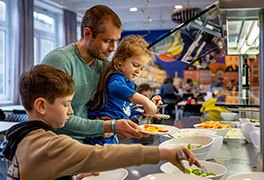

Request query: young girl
[{"left": 86, "top": 35, "right": 158, "bottom": 145}]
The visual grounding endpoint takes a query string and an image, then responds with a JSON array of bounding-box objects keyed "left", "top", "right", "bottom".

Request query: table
[
  {"left": 0, "top": 105, "right": 25, "bottom": 113},
  {"left": 0, "top": 121, "right": 18, "bottom": 134},
  {"left": 174, "top": 101, "right": 203, "bottom": 122}
]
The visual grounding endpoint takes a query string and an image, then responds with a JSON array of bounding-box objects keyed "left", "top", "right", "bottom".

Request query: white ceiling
[{"left": 45, "top": 0, "right": 217, "bottom": 31}]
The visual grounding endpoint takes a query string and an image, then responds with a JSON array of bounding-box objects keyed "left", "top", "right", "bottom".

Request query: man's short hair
[{"left": 81, "top": 5, "right": 122, "bottom": 38}]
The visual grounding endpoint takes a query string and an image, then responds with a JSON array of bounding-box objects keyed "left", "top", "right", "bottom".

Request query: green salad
[
  {"left": 185, "top": 167, "right": 216, "bottom": 177},
  {"left": 187, "top": 143, "right": 203, "bottom": 150}
]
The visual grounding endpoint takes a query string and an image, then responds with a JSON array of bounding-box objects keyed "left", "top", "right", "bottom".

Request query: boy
[{"left": 3, "top": 64, "right": 200, "bottom": 180}]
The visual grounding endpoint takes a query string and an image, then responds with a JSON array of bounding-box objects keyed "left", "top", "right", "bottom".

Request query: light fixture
[
  {"left": 171, "top": 0, "right": 201, "bottom": 24},
  {"left": 240, "top": 43, "right": 249, "bottom": 54},
  {"left": 129, "top": 7, "right": 138, "bottom": 12},
  {"left": 174, "top": 5, "right": 183, "bottom": 9},
  {"left": 247, "top": 21, "right": 259, "bottom": 45},
  {"left": 240, "top": 20, "right": 259, "bottom": 54}
]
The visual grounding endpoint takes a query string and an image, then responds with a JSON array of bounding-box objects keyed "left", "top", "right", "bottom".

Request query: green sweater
[{"left": 42, "top": 43, "right": 109, "bottom": 142}]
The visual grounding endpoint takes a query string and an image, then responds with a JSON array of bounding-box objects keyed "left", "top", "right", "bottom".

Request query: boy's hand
[{"left": 159, "top": 146, "right": 201, "bottom": 173}]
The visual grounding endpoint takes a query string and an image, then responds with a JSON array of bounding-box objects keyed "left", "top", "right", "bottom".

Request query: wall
[{"left": 121, "top": 30, "right": 188, "bottom": 78}]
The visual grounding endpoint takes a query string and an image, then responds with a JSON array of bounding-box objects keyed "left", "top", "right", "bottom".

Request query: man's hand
[
  {"left": 115, "top": 120, "right": 150, "bottom": 138},
  {"left": 76, "top": 172, "right": 100, "bottom": 180}
]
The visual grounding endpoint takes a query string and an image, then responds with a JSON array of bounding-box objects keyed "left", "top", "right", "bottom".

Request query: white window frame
[
  {"left": 0, "top": 0, "right": 12, "bottom": 104},
  {"left": 33, "top": 6, "right": 59, "bottom": 64}
]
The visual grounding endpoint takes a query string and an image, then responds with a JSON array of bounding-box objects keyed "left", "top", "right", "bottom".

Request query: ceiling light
[
  {"left": 174, "top": 5, "right": 183, "bottom": 9},
  {"left": 129, "top": 7, "right": 138, "bottom": 12}
]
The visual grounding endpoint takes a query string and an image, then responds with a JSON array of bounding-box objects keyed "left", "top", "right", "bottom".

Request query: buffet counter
[{"left": 124, "top": 124, "right": 260, "bottom": 179}]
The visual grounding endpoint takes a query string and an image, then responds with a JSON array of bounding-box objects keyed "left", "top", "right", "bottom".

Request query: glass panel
[
  {"left": 40, "top": 38, "right": 54, "bottom": 63},
  {"left": 0, "top": 1, "right": 6, "bottom": 21},
  {"left": 149, "top": 4, "right": 225, "bottom": 68},
  {"left": 0, "top": 30, "right": 5, "bottom": 94},
  {"left": 34, "top": 11, "right": 55, "bottom": 33}
]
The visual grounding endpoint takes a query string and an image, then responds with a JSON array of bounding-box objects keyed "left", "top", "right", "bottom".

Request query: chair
[
  {"left": 182, "top": 93, "right": 194, "bottom": 100},
  {"left": 182, "top": 104, "right": 202, "bottom": 117},
  {"left": 5, "top": 109, "right": 28, "bottom": 122},
  {"left": 0, "top": 109, "right": 5, "bottom": 121}
]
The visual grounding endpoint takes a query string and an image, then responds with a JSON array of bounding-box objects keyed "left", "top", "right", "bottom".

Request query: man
[{"left": 42, "top": 5, "right": 150, "bottom": 142}]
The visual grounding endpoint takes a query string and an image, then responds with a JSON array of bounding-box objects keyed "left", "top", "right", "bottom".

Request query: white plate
[
  {"left": 82, "top": 168, "right": 128, "bottom": 180},
  {"left": 139, "top": 124, "right": 179, "bottom": 135},
  {"left": 226, "top": 172, "right": 264, "bottom": 180},
  {"left": 172, "top": 128, "right": 216, "bottom": 138},
  {"left": 139, "top": 173, "right": 209, "bottom": 180},
  {"left": 160, "top": 161, "right": 226, "bottom": 179}
]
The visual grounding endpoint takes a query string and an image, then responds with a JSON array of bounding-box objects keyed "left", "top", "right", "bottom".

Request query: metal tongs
[
  {"left": 132, "top": 104, "right": 170, "bottom": 120},
  {"left": 177, "top": 150, "right": 208, "bottom": 174}
]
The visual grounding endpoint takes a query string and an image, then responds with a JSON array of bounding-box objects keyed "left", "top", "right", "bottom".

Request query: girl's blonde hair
[{"left": 89, "top": 35, "right": 153, "bottom": 110}]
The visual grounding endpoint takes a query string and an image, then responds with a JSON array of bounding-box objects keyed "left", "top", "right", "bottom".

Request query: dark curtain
[
  {"left": 13, "top": 0, "right": 34, "bottom": 104},
  {"left": 63, "top": 9, "right": 77, "bottom": 44}
]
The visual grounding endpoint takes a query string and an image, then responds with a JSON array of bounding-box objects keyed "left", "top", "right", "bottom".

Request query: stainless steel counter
[{"left": 124, "top": 134, "right": 260, "bottom": 179}]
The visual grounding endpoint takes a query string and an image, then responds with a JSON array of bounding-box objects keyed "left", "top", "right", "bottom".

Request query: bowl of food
[
  {"left": 170, "top": 129, "right": 223, "bottom": 160},
  {"left": 160, "top": 161, "right": 227, "bottom": 179},
  {"left": 193, "top": 152, "right": 208, "bottom": 161},
  {"left": 250, "top": 128, "right": 260, "bottom": 149},
  {"left": 194, "top": 121, "right": 231, "bottom": 137},
  {"left": 139, "top": 173, "right": 208, "bottom": 180},
  {"left": 220, "top": 112, "right": 238, "bottom": 121},
  {"left": 239, "top": 118, "right": 260, "bottom": 126},
  {"left": 240, "top": 123, "right": 255, "bottom": 143},
  {"left": 159, "top": 135, "right": 214, "bottom": 156},
  {"left": 226, "top": 172, "right": 264, "bottom": 180},
  {"left": 205, "top": 135, "right": 223, "bottom": 160}
]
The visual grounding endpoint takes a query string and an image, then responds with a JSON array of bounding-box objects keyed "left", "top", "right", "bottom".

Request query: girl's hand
[
  {"left": 151, "top": 95, "right": 163, "bottom": 106},
  {"left": 142, "top": 100, "right": 157, "bottom": 116}
]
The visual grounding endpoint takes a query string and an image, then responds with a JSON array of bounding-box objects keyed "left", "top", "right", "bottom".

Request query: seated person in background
[
  {"left": 160, "top": 77, "right": 180, "bottom": 118},
  {"left": 87, "top": 35, "right": 161, "bottom": 145},
  {"left": 160, "top": 77, "right": 179, "bottom": 103},
  {"left": 183, "top": 78, "right": 201, "bottom": 101},
  {"left": 160, "top": 77, "right": 180, "bottom": 104},
  {"left": 227, "top": 79, "right": 238, "bottom": 92},
  {"left": 3, "top": 64, "right": 200, "bottom": 180},
  {"left": 211, "top": 70, "right": 225, "bottom": 93},
  {"left": 136, "top": 83, "right": 154, "bottom": 99},
  {"left": 183, "top": 79, "right": 195, "bottom": 95}
]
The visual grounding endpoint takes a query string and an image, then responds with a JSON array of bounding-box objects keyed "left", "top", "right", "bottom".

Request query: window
[
  {"left": 76, "top": 21, "right": 81, "bottom": 40},
  {"left": 0, "top": 0, "right": 11, "bottom": 102},
  {"left": 34, "top": 8, "right": 58, "bottom": 64}
]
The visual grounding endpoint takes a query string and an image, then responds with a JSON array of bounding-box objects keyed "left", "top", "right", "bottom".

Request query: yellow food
[
  {"left": 197, "top": 121, "right": 230, "bottom": 129},
  {"left": 143, "top": 124, "right": 168, "bottom": 132}
]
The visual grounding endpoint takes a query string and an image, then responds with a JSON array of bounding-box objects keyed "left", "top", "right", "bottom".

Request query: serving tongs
[
  {"left": 132, "top": 104, "right": 170, "bottom": 120},
  {"left": 177, "top": 150, "right": 208, "bottom": 174}
]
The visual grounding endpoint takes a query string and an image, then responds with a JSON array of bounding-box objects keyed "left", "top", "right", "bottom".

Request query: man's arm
[{"left": 42, "top": 50, "right": 147, "bottom": 140}]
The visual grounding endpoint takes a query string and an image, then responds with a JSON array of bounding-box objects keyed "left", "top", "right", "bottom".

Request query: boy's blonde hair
[
  {"left": 90, "top": 35, "right": 153, "bottom": 110},
  {"left": 19, "top": 64, "right": 75, "bottom": 111}
]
